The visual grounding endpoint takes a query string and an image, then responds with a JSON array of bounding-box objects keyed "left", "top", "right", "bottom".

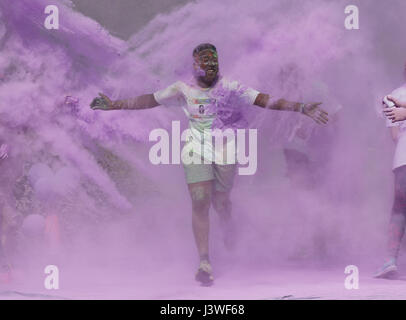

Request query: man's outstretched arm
[
  {"left": 253, "top": 93, "right": 328, "bottom": 124},
  {"left": 90, "top": 93, "right": 160, "bottom": 110}
]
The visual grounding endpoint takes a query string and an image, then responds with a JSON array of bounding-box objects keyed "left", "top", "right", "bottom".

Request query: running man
[
  {"left": 376, "top": 62, "right": 406, "bottom": 278},
  {"left": 90, "top": 43, "right": 328, "bottom": 285}
]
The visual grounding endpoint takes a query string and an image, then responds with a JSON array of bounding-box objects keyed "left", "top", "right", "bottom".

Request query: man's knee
[
  {"left": 212, "top": 192, "right": 231, "bottom": 215},
  {"left": 392, "top": 191, "right": 406, "bottom": 217},
  {"left": 192, "top": 198, "right": 211, "bottom": 213},
  {"left": 190, "top": 185, "right": 211, "bottom": 213},
  {"left": 392, "top": 207, "right": 406, "bottom": 220}
]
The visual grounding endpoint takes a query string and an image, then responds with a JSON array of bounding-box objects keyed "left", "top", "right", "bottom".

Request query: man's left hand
[{"left": 303, "top": 102, "right": 329, "bottom": 124}]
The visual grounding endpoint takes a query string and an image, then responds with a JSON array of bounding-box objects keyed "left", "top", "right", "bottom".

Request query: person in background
[
  {"left": 0, "top": 143, "right": 11, "bottom": 281},
  {"left": 376, "top": 62, "right": 406, "bottom": 278}
]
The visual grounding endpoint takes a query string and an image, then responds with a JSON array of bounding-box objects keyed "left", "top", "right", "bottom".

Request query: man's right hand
[{"left": 90, "top": 93, "right": 113, "bottom": 110}]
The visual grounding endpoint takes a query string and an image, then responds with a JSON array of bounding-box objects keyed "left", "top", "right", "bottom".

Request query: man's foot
[
  {"left": 195, "top": 260, "right": 214, "bottom": 286},
  {"left": 374, "top": 258, "right": 398, "bottom": 279}
]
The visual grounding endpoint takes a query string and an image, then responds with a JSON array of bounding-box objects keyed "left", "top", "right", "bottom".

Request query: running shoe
[
  {"left": 195, "top": 260, "right": 214, "bottom": 286},
  {"left": 374, "top": 258, "right": 398, "bottom": 279}
]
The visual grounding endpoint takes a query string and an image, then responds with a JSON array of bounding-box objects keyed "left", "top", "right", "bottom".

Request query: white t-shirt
[
  {"left": 385, "top": 84, "right": 406, "bottom": 169},
  {"left": 153, "top": 77, "right": 260, "bottom": 164}
]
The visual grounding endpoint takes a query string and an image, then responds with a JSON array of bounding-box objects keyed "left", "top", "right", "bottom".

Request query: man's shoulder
[
  {"left": 218, "top": 77, "right": 241, "bottom": 90},
  {"left": 173, "top": 80, "right": 187, "bottom": 88},
  {"left": 162, "top": 80, "right": 191, "bottom": 95},
  {"left": 175, "top": 78, "right": 202, "bottom": 91}
]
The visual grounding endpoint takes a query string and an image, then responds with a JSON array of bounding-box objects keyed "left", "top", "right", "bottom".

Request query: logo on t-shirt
[
  {"left": 192, "top": 98, "right": 215, "bottom": 104},
  {"left": 199, "top": 105, "right": 205, "bottom": 114}
]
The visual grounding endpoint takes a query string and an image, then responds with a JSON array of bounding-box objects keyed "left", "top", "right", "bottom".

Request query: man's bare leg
[
  {"left": 188, "top": 180, "right": 214, "bottom": 285},
  {"left": 212, "top": 191, "right": 231, "bottom": 221},
  {"left": 212, "top": 191, "right": 235, "bottom": 250},
  {"left": 188, "top": 180, "right": 212, "bottom": 259}
]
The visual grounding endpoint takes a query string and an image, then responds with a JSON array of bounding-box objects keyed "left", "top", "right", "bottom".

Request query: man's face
[{"left": 193, "top": 49, "right": 219, "bottom": 83}]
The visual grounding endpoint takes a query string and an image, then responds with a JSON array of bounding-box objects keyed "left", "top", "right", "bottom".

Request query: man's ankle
[
  {"left": 385, "top": 256, "right": 397, "bottom": 265},
  {"left": 200, "top": 254, "right": 210, "bottom": 263}
]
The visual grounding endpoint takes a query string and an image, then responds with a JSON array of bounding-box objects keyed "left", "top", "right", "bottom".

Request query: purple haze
[{"left": 0, "top": 0, "right": 406, "bottom": 299}]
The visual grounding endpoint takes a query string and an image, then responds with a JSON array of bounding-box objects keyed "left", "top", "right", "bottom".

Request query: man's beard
[{"left": 201, "top": 70, "right": 219, "bottom": 85}]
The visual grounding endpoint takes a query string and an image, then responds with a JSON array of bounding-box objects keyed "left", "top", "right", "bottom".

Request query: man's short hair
[{"left": 193, "top": 43, "right": 217, "bottom": 57}]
